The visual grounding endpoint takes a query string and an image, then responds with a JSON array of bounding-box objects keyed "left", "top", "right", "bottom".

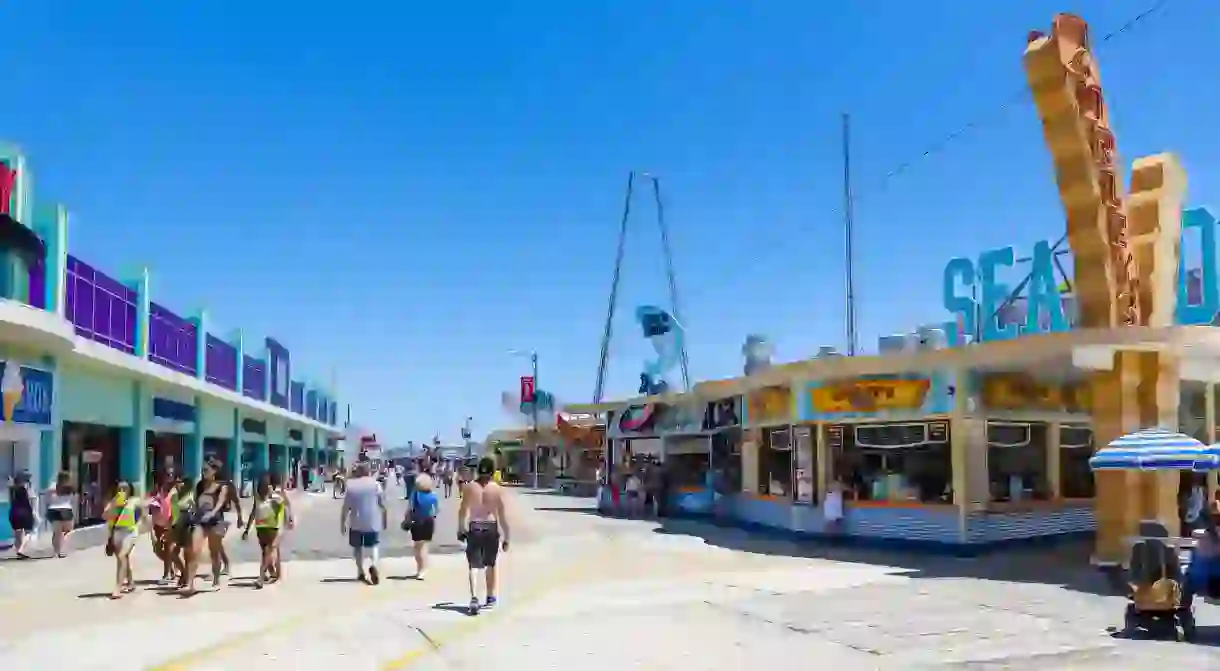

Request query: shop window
[
  {"left": 667, "top": 436, "right": 709, "bottom": 488},
  {"left": 987, "top": 421, "right": 1050, "bottom": 502},
  {"left": 0, "top": 442, "right": 15, "bottom": 503},
  {"left": 711, "top": 429, "right": 742, "bottom": 494},
  {"left": 757, "top": 426, "right": 793, "bottom": 497},
  {"left": 1059, "top": 425, "right": 1095, "bottom": 498},
  {"left": 835, "top": 421, "right": 952, "bottom": 503}
]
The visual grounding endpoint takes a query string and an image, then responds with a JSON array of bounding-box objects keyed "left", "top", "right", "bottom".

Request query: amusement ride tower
[{"left": 592, "top": 171, "right": 691, "bottom": 405}]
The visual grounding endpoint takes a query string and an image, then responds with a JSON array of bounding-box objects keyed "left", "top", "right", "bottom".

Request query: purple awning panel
[
  {"left": 205, "top": 334, "right": 239, "bottom": 390},
  {"left": 242, "top": 355, "right": 266, "bottom": 400},
  {"left": 149, "top": 302, "right": 198, "bottom": 376},
  {"left": 290, "top": 381, "right": 305, "bottom": 414},
  {"left": 65, "top": 255, "right": 136, "bottom": 354},
  {"left": 305, "top": 389, "right": 318, "bottom": 420},
  {"left": 27, "top": 256, "right": 45, "bottom": 309}
]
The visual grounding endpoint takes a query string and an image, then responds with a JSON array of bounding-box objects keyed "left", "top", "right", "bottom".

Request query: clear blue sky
[{"left": 3, "top": 1, "right": 1217, "bottom": 444}]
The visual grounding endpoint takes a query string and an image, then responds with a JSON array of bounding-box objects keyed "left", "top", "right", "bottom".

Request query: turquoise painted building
[{"left": 0, "top": 145, "right": 346, "bottom": 544}]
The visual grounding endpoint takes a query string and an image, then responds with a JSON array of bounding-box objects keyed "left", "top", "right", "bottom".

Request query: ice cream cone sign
[{"left": 1, "top": 363, "right": 23, "bottom": 425}]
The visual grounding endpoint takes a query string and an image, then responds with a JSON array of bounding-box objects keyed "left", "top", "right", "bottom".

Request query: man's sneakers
[
  {"left": 484, "top": 596, "right": 497, "bottom": 610},
  {"left": 468, "top": 598, "right": 480, "bottom": 616},
  {"left": 369, "top": 565, "right": 381, "bottom": 585}
]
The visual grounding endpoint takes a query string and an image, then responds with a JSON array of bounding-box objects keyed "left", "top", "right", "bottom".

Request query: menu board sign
[
  {"left": 747, "top": 386, "right": 792, "bottom": 425},
  {"left": 979, "top": 373, "right": 1090, "bottom": 413}
]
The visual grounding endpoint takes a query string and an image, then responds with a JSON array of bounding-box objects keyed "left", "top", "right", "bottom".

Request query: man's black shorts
[{"left": 466, "top": 521, "right": 500, "bottom": 569}]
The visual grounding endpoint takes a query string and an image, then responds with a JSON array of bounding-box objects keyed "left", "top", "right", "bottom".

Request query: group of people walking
[
  {"left": 340, "top": 456, "right": 510, "bottom": 615},
  {"left": 5, "top": 470, "right": 79, "bottom": 560},
  {"left": 98, "top": 457, "right": 296, "bottom": 599},
  {"left": 8, "top": 453, "right": 513, "bottom": 615}
]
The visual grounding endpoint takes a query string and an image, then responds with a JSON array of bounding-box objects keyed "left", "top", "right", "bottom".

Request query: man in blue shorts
[{"left": 340, "top": 462, "right": 388, "bottom": 585}]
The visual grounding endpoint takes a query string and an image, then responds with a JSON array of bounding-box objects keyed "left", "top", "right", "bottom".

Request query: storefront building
[
  {"left": 576, "top": 208, "right": 1220, "bottom": 556},
  {"left": 0, "top": 147, "right": 347, "bottom": 545}
]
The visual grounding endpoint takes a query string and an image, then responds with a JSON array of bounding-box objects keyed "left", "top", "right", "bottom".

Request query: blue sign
[
  {"left": 942, "top": 208, "right": 1220, "bottom": 343},
  {"left": 0, "top": 363, "right": 53, "bottom": 425},
  {"left": 152, "top": 397, "right": 197, "bottom": 424}
]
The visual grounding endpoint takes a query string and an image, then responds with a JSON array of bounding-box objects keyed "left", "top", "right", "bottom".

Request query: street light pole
[
  {"left": 463, "top": 416, "right": 473, "bottom": 459},
  {"left": 510, "top": 348, "right": 543, "bottom": 490},
  {"left": 531, "top": 351, "right": 540, "bottom": 490}
]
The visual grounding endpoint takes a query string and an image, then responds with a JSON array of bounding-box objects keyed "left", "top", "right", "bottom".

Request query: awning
[{"left": 0, "top": 213, "right": 45, "bottom": 266}]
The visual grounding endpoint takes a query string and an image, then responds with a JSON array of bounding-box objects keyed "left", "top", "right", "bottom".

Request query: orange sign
[
  {"left": 810, "top": 378, "right": 930, "bottom": 414},
  {"left": 979, "top": 373, "right": 1090, "bottom": 413},
  {"left": 747, "top": 386, "right": 792, "bottom": 424}
]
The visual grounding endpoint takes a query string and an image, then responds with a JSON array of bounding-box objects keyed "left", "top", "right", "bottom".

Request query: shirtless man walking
[{"left": 457, "top": 456, "right": 510, "bottom": 615}]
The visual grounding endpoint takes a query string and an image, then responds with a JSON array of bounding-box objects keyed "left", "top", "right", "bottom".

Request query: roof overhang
[{"left": 567, "top": 326, "right": 1220, "bottom": 412}]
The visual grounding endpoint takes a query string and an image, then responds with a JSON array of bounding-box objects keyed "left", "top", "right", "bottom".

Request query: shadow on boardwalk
[{"left": 521, "top": 489, "right": 1121, "bottom": 598}]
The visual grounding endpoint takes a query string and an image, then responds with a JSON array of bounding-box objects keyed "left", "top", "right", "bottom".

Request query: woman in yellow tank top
[
  {"left": 103, "top": 481, "right": 146, "bottom": 600},
  {"left": 243, "top": 473, "right": 287, "bottom": 588}
]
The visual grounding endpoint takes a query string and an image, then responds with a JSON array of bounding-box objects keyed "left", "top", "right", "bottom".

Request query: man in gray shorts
[
  {"left": 457, "top": 457, "right": 511, "bottom": 615},
  {"left": 340, "top": 463, "right": 387, "bottom": 585}
]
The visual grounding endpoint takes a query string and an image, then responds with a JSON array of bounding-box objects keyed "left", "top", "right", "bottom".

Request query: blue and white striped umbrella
[{"left": 1089, "top": 427, "right": 1219, "bottom": 471}]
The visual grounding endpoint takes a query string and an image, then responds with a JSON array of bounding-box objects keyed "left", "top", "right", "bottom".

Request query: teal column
[
  {"left": 38, "top": 354, "right": 61, "bottom": 488},
  {"left": 129, "top": 268, "right": 151, "bottom": 359},
  {"left": 121, "top": 382, "right": 148, "bottom": 494},
  {"left": 254, "top": 439, "right": 269, "bottom": 473},
  {"left": 194, "top": 310, "right": 208, "bottom": 379},
  {"left": 184, "top": 395, "right": 204, "bottom": 480},
  {"left": 33, "top": 202, "right": 68, "bottom": 315},
  {"left": 228, "top": 408, "right": 242, "bottom": 487},
  {"left": 278, "top": 433, "right": 290, "bottom": 484},
  {"left": 230, "top": 328, "right": 244, "bottom": 392}
]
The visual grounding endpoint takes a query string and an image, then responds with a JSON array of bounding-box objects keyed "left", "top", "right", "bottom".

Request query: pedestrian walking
[
  {"left": 6, "top": 471, "right": 36, "bottom": 558},
  {"left": 441, "top": 463, "right": 454, "bottom": 499},
  {"left": 341, "top": 462, "right": 387, "bottom": 585},
  {"left": 218, "top": 473, "right": 244, "bottom": 577},
  {"left": 148, "top": 475, "right": 176, "bottom": 582},
  {"left": 269, "top": 471, "right": 294, "bottom": 582},
  {"left": 403, "top": 459, "right": 418, "bottom": 501},
  {"left": 243, "top": 473, "right": 287, "bottom": 588},
  {"left": 404, "top": 473, "right": 439, "bottom": 579},
  {"left": 43, "top": 471, "right": 76, "bottom": 558},
  {"left": 457, "top": 457, "right": 511, "bottom": 615},
  {"left": 102, "top": 481, "right": 145, "bottom": 599},
  {"left": 182, "top": 459, "right": 231, "bottom": 595},
  {"left": 171, "top": 475, "right": 195, "bottom": 588}
]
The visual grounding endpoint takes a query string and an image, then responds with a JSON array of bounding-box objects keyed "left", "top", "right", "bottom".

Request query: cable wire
[{"left": 679, "top": 0, "right": 1180, "bottom": 318}]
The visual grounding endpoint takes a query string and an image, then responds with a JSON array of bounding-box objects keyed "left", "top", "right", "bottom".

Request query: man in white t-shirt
[{"left": 625, "top": 472, "right": 642, "bottom": 518}]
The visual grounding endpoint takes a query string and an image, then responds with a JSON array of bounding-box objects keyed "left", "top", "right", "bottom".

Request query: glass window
[
  {"left": 757, "top": 426, "right": 793, "bottom": 497},
  {"left": 1059, "top": 425, "right": 1094, "bottom": 498},
  {"left": 987, "top": 422, "right": 1050, "bottom": 502},
  {"left": 668, "top": 452, "right": 709, "bottom": 488},
  {"left": 0, "top": 441, "right": 14, "bottom": 504},
  {"left": 834, "top": 421, "right": 952, "bottom": 503}
]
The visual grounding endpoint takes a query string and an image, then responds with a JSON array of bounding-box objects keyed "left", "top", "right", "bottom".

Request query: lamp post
[
  {"left": 462, "top": 416, "right": 473, "bottom": 460},
  {"left": 509, "top": 349, "right": 541, "bottom": 489}
]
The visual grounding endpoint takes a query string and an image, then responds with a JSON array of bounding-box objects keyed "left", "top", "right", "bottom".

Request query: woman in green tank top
[{"left": 242, "top": 473, "right": 286, "bottom": 588}]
